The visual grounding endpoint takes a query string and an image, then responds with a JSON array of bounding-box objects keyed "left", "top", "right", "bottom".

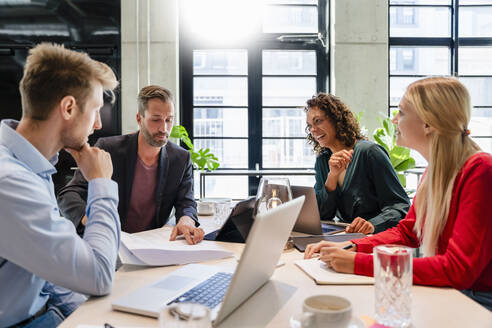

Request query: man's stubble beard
[
  {"left": 141, "top": 124, "right": 168, "bottom": 148},
  {"left": 61, "top": 124, "right": 88, "bottom": 151}
]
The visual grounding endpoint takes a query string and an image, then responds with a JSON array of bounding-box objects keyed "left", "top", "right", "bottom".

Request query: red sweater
[{"left": 352, "top": 152, "right": 492, "bottom": 291}]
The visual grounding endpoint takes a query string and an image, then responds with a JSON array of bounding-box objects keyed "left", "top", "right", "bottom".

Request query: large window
[
  {"left": 389, "top": 0, "right": 492, "bottom": 168},
  {"left": 180, "top": 0, "right": 328, "bottom": 198}
]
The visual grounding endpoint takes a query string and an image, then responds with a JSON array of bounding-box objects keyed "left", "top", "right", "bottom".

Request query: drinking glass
[
  {"left": 214, "top": 198, "right": 232, "bottom": 226},
  {"left": 255, "top": 177, "right": 292, "bottom": 214},
  {"left": 159, "top": 303, "right": 211, "bottom": 328},
  {"left": 374, "top": 245, "right": 413, "bottom": 328}
]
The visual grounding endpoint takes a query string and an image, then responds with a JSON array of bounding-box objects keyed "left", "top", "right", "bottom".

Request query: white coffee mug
[{"left": 302, "top": 295, "right": 352, "bottom": 328}]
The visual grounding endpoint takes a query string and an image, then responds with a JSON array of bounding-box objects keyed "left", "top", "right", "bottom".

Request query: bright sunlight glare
[{"left": 182, "top": 0, "right": 263, "bottom": 43}]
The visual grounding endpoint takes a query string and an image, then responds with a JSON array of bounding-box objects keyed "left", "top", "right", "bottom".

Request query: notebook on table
[
  {"left": 295, "top": 258, "right": 374, "bottom": 285},
  {"left": 112, "top": 196, "right": 305, "bottom": 326}
]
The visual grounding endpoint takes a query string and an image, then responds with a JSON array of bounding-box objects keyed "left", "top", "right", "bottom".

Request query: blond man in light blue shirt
[{"left": 0, "top": 43, "right": 120, "bottom": 327}]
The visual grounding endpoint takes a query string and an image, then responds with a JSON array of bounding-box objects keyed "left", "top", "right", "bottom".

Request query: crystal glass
[
  {"left": 159, "top": 303, "right": 211, "bottom": 328},
  {"left": 374, "top": 245, "right": 413, "bottom": 328},
  {"left": 255, "top": 177, "right": 292, "bottom": 214}
]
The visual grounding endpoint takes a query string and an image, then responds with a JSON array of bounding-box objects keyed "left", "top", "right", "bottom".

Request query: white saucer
[
  {"left": 348, "top": 317, "right": 365, "bottom": 328},
  {"left": 289, "top": 314, "right": 365, "bottom": 328}
]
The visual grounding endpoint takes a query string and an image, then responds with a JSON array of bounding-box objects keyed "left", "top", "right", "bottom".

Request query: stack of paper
[
  {"left": 119, "top": 229, "right": 234, "bottom": 266},
  {"left": 295, "top": 258, "right": 374, "bottom": 285}
]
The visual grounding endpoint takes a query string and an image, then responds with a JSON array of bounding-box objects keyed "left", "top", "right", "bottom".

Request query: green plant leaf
[
  {"left": 373, "top": 130, "right": 390, "bottom": 153},
  {"left": 397, "top": 173, "right": 407, "bottom": 187},
  {"left": 382, "top": 118, "right": 390, "bottom": 135},
  {"left": 192, "top": 147, "right": 221, "bottom": 171},
  {"left": 390, "top": 146, "right": 410, "bottom": 158},
  {"left": 183, "top": 139, "right": 194, "bottom": 150},
  {"left": 171, "top": 125, "right": 193, "bottom": 150},
  {"left": 389, "top": 146, "right": 410, "bottom": 169},
  {"left": 170, "top": 125, "right": 188, "bottom": 138},
  {"left": 206, "top": 158, "right": 220, "bottom": 171},
  {"left": 394, "top": 157, "right": 416, "bottom": 172},
  {"left": 356, "top": 111, "right": 363, "bottom": 123},
  {"left": 171, "top": 125, "right": 220, "bottom": 171}
]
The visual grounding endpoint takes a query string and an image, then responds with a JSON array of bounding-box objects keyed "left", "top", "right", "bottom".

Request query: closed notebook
[{"left": 295, "top": 258, "right": 374, "bottom": 285}]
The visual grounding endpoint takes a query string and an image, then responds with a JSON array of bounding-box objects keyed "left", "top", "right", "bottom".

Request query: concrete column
[
  {"left": 121, "top": 0, "right": 179, "bottom": 134},
  {"left": 330, "top": 0, "right": 388, "bottom": 138}
]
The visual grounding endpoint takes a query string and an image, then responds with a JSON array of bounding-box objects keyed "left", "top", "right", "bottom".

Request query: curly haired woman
[{"left": 305, "top": 93, "right": 410, "bottom": 234}]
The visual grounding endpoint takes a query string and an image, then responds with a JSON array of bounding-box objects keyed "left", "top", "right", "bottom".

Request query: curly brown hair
[{"left": 304, "top": 93, "right": 365, "bottom": 155}]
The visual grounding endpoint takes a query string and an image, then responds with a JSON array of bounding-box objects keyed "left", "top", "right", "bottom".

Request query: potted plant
[
  {"left": 372, "top": 111, "right": 415, "bottom": 187},
  {"left": 170, "top": 125, "right": 220, "bottom": 171}
]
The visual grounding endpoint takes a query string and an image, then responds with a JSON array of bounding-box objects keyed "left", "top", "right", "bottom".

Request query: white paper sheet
[
  {"left": 295, "top": 258, "right": 374, "bottom": 285},
  {"left": 119, "top": 228, "right": 233, "bottom": 266}
]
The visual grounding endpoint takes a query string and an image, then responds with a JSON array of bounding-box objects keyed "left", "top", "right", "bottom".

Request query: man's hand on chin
[{"left": 170, "top": 216, "right": 204, "bottom": 245}]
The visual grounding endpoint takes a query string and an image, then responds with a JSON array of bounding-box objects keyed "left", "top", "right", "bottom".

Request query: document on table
[
  {"left": 295, "top": 258, "right": 374, "bottom": 285},
  {"left": 119, "top": 228, "right": 234, "bottom": 266}
]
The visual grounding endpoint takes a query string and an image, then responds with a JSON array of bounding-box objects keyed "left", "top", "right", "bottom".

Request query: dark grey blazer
[{"left": 57, "top": 132, "right": 198, "bottom": 234}]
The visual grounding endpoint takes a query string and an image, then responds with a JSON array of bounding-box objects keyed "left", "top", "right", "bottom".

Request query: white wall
[
  {"left": 330, "top": 0, "right": 388, "bottom": 137},
  {"left": 121, "top": 0, "right": 388, "bottom": 137},
  {"left": 121, "top": 0, "right": 179, "bottom": 134}
]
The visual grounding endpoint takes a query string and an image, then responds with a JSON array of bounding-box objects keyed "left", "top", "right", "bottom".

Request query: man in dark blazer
[{"left": 58, "top": 85, "right": 204, "bottom": 244}]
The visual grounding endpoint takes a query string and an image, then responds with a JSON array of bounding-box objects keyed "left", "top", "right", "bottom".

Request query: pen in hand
[
  {"left": 316, "top": 243, "right": 354, "bottom": 260},
  {"left": 342, "top": 243, "right": 354, "bottom": 250}
]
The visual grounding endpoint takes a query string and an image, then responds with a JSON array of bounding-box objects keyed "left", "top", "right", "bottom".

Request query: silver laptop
[
  {"left": 291, "top": 185, "right": 348, "bottom": 235},
  {"left": 291, "top": 185, "right": 324, "bottom": 234},
  {"left": 112, "top": 196, "right": 305, "bottom": 326}
]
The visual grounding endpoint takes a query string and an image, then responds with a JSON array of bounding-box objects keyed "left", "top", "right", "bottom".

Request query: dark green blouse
[{"left": 314, "top": 140, "right": 410, "bottom": 233}]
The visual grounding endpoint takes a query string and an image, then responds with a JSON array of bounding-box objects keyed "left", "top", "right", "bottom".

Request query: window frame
[
  {"left": 388, "top": 1, "right": 492, "bottom": 145},
  {"left": 179, "top": 0, "right": 329, "bottom": 196}
]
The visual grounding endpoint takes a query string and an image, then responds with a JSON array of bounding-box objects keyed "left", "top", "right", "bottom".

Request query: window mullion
[
  {"left": 452, "top": 0, "right": 459, "bottom": 76},
  {"left": 248, "top": 44, "right": 263, "bottom": 195}
]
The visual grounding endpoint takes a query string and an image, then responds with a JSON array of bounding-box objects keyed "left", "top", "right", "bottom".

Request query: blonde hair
[
  {"left": 405, "top": 77, "right": 481, "bottom": 256},
  {"left": 20, "top": 43, "right": 119, "bottom": 120}
]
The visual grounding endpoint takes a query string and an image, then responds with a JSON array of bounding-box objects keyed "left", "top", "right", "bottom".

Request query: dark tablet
[{"left": 204, "top": 197, "right": 256, "bottom": 243}]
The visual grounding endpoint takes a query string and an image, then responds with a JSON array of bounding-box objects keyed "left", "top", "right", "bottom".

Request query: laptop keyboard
[{"left": 167, "top": 272, "right": 233, "bottom": 309}]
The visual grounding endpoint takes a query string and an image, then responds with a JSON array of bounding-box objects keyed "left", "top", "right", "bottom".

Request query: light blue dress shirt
[{"left": 0, "top": 120, "right": 121, "bottom": 327}]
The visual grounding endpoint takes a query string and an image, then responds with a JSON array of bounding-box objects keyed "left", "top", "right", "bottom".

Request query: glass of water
[
  {"left": 374, "top": 245, "right": 413, "bottom": 328},
  {"left": 214, "top": 198, "right": 232, "bottom": 226},
  {"left": 159, "top": 303, "right": 211, "bottom": 328}
]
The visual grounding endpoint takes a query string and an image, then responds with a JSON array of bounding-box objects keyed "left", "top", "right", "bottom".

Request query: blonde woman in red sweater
[{"left": 304, "top": 77, "right": 492, "bottom": 310}]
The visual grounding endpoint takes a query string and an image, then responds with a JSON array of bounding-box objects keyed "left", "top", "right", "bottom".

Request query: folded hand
[{"left": 346, "top": 217, "right": 374, "bottom": 235}]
